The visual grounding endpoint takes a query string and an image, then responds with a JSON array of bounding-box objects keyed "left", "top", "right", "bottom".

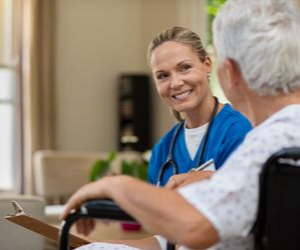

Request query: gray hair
[{"left": 213, "top": 0, "right": 300, "bottom": 95}]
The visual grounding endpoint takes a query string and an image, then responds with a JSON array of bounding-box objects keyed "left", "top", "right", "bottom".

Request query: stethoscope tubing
[{"left": 156, "top": 96, "right": 219, "bottom": 186}]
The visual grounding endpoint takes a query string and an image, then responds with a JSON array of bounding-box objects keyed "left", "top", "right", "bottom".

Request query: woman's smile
[{"left": 172, "top": 89, "right": 194, "bottom": 100}]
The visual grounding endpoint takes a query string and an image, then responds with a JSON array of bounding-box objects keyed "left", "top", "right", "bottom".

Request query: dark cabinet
[{"left": 118, "top": 74, "right": 152, "bottom": 152}]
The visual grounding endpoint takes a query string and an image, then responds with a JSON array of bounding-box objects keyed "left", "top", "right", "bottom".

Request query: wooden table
[
  {"left": 44, "top": 220, "right": 152, "bottom": 250},
  {"left": 89, "top": 220, "right": 151, "bottom": 241}
]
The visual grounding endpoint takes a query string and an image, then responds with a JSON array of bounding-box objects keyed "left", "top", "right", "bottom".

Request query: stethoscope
[{"left": 156, "top": 96, "right": 219, "bottom": 187}]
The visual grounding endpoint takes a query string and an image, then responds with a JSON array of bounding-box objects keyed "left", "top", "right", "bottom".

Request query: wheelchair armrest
[
  {"left": 82, "top": 199, "right": 136, "bottom": 221},
  {"left": 59, "top": 199, "right": 135, "bottom": 250}
]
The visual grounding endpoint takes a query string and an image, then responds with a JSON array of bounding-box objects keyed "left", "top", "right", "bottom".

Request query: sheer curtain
[{"left": 21, "top": 0, "right": 55, "bottom": 194}]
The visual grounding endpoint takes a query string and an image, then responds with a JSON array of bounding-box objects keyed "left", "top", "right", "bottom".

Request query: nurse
[{"left": 148, "top": 26, "right": 252, "bottom": 186}]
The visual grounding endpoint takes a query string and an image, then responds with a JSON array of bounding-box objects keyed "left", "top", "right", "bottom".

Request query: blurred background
[
  {"left": 1, "top": 0, "right": 299, "bottom": 195},
  {"left": 1, "top": 1, "right": 300, "bottom": 249}
]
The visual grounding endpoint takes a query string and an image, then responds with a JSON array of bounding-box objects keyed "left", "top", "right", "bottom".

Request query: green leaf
[
  {"left": 89, "top": 159, "right": 110, "bottom": 181},
  {"left": 205, "top": 6, "right": 219, "bottom": 16},
  {"left": 108, "top": 151, "right": 116, "bottom": 163},
  {"left": 121, "top": 160, "right": 134, "bottom": 176},
  {"left": 121, "top": 159, "right": 148, "bottom": 181},
  {"left": 136, "top": 162, "right": 148, "bottom": 181}
]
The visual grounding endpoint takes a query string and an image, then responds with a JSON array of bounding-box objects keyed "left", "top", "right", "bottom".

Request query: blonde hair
[{"left": 148, "top": 26, "right": 208, "bottom": 121}]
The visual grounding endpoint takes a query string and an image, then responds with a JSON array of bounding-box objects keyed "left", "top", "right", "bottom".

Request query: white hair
[{"left": 213, "top": 0, "right": 300, "bottom": 95}]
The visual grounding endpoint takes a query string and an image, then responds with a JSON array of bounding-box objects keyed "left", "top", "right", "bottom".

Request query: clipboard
[{"left": 4, "top": 201, "right": 91, "bottom": 249}]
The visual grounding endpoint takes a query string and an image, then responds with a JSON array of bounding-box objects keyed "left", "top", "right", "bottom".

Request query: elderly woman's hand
[
  {"left": 165, "top": 171, "right": 214, "bottom": 190},
  {"left": 59, "top": 176, "right": 114, "bottom": 221}
]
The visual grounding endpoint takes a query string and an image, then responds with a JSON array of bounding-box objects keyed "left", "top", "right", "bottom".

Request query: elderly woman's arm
[{"left": 61, "top": 175, "right": 219, "bottom": 249}]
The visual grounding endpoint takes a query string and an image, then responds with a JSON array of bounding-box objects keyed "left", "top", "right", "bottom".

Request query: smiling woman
[{"left": 147, "top": 26, "right": 252, "bottom": 187}]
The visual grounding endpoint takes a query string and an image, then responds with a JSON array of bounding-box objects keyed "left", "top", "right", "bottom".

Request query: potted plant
[
  {"left": 89, "top": 151, "right": 117, "bottom": 181},
  {"left": 89, "top": 151, "right": 148, "bottom": 231}
]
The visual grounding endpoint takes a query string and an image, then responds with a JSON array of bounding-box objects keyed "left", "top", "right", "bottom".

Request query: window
[
  {"left": 206, "top": 0, "right": 227, "bottom": 103},
  {"left": 0, "top": 0, "right": 21, "bottom": 191},
  {"left": 0, "top": 68, "right": 17, "bottom": 190}
]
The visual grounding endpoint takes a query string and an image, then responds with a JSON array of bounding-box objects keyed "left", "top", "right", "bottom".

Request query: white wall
[
  {"left": 55, "top": 0, "right": 145, "bottom": 151},
  {"left": 55, "top": 0, "right": 204, "bottom": 152}
]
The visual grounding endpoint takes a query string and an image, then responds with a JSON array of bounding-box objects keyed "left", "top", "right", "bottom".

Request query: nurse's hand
[
  {"left": 75, "top": 218, "right": 96, "bottom": 236},
  {"left": 165, "top": 171, "right": 214, "bottom": 190}
]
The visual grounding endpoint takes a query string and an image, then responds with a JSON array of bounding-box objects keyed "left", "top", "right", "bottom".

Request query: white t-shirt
[
  {"left": 184, "top": 123, "right": 208, "bottom": 160},
  {"left": 178, "top": 104, "right": 300, "bottom": 250}
]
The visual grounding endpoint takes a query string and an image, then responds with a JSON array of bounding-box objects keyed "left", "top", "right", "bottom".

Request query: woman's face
[{"left": 150, "top": 41, "right": 212, "bottom": 116}]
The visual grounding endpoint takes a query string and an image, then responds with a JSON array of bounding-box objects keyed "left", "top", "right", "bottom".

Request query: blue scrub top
[{"left": 148, "top": 104, "right": 252, "bottom": 186}]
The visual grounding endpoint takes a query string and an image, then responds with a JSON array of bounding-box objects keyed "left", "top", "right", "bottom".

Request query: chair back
[
  {"left": 253, "top": 147, "right": 300, "bottom": 250},
  {"left": 33, "top": 150, "right": 143, "bottom": 204}
]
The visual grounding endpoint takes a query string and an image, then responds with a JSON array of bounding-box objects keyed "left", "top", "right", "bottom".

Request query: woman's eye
[
  {"left": 157, "top": 73, "right": 169, "bottom": 80},
  {"left": 180, "top": 64, "right": 191, "bottom": 71}
]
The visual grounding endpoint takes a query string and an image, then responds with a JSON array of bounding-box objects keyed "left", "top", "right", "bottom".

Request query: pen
[{"left": 189, "top": 159, "right": 214, "bottom": 172}]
